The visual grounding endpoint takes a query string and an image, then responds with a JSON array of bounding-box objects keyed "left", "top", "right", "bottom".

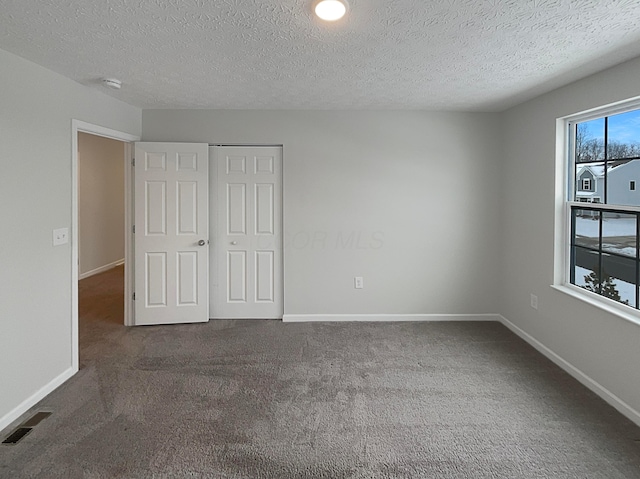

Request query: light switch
[{"left": 53, "top": 228, "right": 69, "bottom": 246}]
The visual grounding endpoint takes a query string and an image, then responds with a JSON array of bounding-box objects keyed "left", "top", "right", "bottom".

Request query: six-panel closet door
[{"left": 210, "top": 146, "right": 283, "bottom": 319}]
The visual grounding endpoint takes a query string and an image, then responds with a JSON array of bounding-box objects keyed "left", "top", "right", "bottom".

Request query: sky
[{"left": 581, "top": 109, "right": 640, "bottom": 143}]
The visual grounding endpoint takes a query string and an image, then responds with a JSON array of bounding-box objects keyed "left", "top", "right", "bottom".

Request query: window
[{"left": 565, "top": 105, "right": 640, "bottom": 312}]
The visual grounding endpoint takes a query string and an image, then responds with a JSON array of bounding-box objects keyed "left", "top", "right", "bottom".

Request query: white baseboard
[
  {"left": 499, "top": 314, "right": 640, "bottom": 427},
  {"left": 79, "top": 259, "right": 124, "bottom": 280},
  {"left": 0, "top": 367, "right": 75, "bottom": 433},
  {"left": 282, "top": 313, "right": 502, "bottom": 323}
]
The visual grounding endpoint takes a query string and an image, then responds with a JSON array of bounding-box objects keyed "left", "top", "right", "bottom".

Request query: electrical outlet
[
  {"left": 530, "top": 293, "right": 538, "bottom": 310},
  {"left": 354, "top": 276, "right": 364, "bottom": 289},
  {"left": 53, "top": 227, "right": 69, "bottom": 246}
]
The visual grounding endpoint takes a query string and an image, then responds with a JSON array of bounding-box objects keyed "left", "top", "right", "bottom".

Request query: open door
[{"left": 134, "top": 143, "right": 209, "bottom": 325}]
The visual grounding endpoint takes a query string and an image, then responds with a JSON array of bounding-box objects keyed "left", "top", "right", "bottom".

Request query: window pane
[
  {"left": 607, "top": 110, "right": 640, "bottom": 160},
  {"left": 601, "top": 254, "right": 636, "bottom": 306},
  {"left": 572, "top": 246, "right": 599, "bottom": 290},
  {"left": 602, "top": 212, "right": 636, "bottom": 258},
  {"left": 576, "top": 118, "right": 604, "bottom": 163},
  {"left": 568, "top": 106, "right": 640, "bottom": 312},
  {"left": 573, "top": 208, "right": 600, "bottom": 249},
  {"left": 606, "top": 159, "right": 640, "bottom": 206},
  {"left": 574, "top": 162, "right": 604, "bottom": 202}
]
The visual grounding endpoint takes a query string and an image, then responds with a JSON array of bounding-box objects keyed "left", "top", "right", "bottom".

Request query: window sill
[{"left": 551, "top": 283, "right": 640, "bottom": 328}]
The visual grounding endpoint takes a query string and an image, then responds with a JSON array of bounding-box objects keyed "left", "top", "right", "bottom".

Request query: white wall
[
  {"left": 78, "top": 132, "right": 125, "bottom": 277},
  {"left": 0, "top": 48, "right": 141, "bottom": 429},
  {"left": 143, "top": 110, "right": 502, "bottom": 316},
  {"left": 501, "top": 56, "right": 640, "bottom": 420}
]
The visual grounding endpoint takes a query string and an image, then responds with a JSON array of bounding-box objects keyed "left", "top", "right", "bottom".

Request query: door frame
[{"left": 71, "top": 120, "right": 140, "bottom": 372}]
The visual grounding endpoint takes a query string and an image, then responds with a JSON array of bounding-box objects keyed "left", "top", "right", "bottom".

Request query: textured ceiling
[{"left": 2, "top": 0, "right": 640, "bottom": 111}]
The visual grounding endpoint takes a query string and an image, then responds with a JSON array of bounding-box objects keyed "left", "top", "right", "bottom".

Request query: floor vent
[
  {"left": 21, "top": 411, "right": 51, "bottom": 428},
  {"left": 2, "top": 428, "right": 32, "bottom": 445},
  {"left": 2, "top": 411, "right": 52, "bottom": 445}
]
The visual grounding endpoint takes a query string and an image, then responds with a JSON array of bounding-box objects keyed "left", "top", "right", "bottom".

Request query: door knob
[
  {"left": 231, "top": 241, "right": 238, "bottom": 245},
  {"left": 198, "top": 240, "right": 206, "bottom": 246}
]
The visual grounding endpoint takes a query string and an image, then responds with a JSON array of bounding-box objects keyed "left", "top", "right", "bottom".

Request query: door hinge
[
  {"left": 133, "top": 293, "right": 136, "bottom": 301},
  {"left": 132, "top": 158, "right": 135, "bottom": 167},
  {"left": 133, "top": 224, "right": 135, "bottom": 234}
]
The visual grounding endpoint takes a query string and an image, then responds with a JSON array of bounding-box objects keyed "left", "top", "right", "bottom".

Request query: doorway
[
  {"left": 78, "top": 133, "right": 126, "bottom": 282},
  {"left": 71, "top": 120, "right": 139, "bottom": 373},
  {"left": 78, "top": 132, "right": 126, "bottom": 333}
]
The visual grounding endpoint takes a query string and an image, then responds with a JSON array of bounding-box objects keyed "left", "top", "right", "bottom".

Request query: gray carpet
[{"left": 2, "top": 273, "right": 640, "bottom": 477}]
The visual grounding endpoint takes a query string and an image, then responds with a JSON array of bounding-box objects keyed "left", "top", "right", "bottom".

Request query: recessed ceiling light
[
  {"left": 314, "top": 0, "right": 348, "bottom": 21},
  {"left": 102, "top": 78, "right": 122, "bottom": 90}
]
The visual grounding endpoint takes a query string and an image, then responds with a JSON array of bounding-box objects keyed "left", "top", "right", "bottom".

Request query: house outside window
[{"left": 563, "top": 104, "right": 640, "bottom": 314}]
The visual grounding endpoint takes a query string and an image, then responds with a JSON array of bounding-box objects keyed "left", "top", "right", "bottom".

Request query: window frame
[{"left": 555, "top": 97, "right": 640, "bottom": 325}]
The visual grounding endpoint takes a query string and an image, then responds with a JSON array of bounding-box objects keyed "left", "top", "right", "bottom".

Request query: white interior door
[
  {"left": 134, "top": 142, "right": 209, "bottom": 325},
  {"left": 211, "top": 146, "right": 283, "bottom": 319}
]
